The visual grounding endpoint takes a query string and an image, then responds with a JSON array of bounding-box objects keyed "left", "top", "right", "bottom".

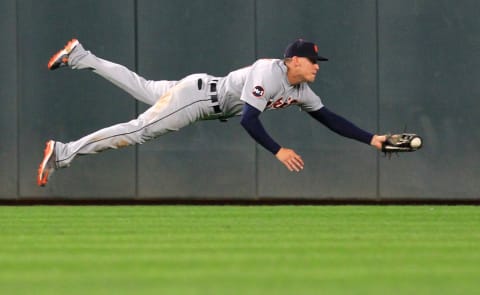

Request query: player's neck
[
  {"left": 285, "top": 62, "right": 306, "bottom": 85},
  {"left": 286, "top": 70, "right": 304, "bottom": 85}
]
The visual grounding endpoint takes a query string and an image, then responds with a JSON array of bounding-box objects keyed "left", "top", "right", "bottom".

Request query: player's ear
[{"left": 291, "top": 56, "right": 300, "bottom": 67}]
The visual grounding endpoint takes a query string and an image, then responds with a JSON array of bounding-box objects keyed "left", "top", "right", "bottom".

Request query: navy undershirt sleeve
[
  {"left": 308, "top": 107, "right": 374, "bottom": 145},
  {"left": 240, "top": 103, "right": 281, "bottom": 155}
]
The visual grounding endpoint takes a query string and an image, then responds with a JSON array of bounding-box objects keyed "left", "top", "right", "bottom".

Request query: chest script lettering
[{"left": 266, "top": 97, "right": 299, "bottom": 109}]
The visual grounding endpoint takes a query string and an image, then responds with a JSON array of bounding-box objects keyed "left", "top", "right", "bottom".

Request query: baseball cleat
[
  {"left": 37, "top": 140, "right": 56, "bottom": 187},
  {"left": 47, "top": 39, "right": 79, "bottom": 70}
]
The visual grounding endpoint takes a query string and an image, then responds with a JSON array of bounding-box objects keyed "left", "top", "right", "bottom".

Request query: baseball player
[{"left": 38, "top": 38, "right": 386, "bottom": 186}]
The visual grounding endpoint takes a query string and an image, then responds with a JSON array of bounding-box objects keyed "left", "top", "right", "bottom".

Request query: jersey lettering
[{"left": 266, "top": 97, "right": 299, "bottom": 109}]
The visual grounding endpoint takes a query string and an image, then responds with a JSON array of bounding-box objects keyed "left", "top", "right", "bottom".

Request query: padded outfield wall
[{"left": 1, "top": 0, "right": 479, "bottom": 201}]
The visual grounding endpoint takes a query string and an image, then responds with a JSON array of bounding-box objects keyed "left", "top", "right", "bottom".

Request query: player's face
[{"left": 299, "top": 57, "right": 320, "bottom": 82}]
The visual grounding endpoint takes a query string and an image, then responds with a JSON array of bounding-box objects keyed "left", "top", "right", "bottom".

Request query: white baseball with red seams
[{"left": 410, "top": 137, "right": 422, "bottom": 148}]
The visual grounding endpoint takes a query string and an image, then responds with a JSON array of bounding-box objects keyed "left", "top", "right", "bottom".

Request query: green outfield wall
[{"left": 1, "top": 0, "right": 479, "bottom": 201}]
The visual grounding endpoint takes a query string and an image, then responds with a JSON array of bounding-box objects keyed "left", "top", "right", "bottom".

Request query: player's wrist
[{"left": 273, "top": 146, "right": 282, "bottom": 155}]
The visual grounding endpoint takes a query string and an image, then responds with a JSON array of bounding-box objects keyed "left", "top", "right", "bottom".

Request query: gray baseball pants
[{"left": 54, "top": 43, "right": 222, "bottom": 168}]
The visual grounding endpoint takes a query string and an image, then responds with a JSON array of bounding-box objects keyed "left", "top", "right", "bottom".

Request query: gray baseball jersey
[
  {"left": 53, "top": 43, "right": 324, "bottom": 169},
  {"left": 218, "top": 58, "right": 323, "bottom": 116}
]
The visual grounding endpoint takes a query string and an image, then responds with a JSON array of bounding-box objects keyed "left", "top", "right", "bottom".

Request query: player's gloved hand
[
  {"left": 275, "top": 147, "right": 304, "bottom": 172},
  {"left": 381, "top": 133, "right": 423, "bottom": 153},
  {"left": 370, "top": 135, "right": 387, "bottom": 150}
]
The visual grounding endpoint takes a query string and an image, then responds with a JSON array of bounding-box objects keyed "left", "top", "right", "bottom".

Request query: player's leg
[
  {"left": 39, "top": 76, "right": 215, "bottom": 183},
  {"left": 48, "top": 39, "right": 176, "bottom": 106}
]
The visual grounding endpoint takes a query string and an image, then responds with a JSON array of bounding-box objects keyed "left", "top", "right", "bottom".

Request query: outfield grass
[{"left": 0, "top": 205, "right": 479, "bottom": 295}]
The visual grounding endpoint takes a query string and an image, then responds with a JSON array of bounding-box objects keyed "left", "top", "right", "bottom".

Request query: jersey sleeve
[
  {"left": 240, "top": 62, "right": 281, "bottom": 112},
  {"left": 297, "top": 84, "right": 324, "bottom": 112}
]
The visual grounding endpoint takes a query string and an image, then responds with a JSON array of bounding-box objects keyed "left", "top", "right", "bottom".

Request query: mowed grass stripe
[{"left": 0, "top": 206, "right": 479, "bottom": 295}]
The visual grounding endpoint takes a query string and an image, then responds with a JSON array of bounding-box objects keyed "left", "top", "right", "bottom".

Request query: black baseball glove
[{"left": 381, "top": 133, "right": 423, "bottom": 153}]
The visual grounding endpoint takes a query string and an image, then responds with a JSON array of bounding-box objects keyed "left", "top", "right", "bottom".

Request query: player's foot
[
  {"left": 37, "top": 140, "right": 56, "bottom": 187},
  {"left": 47, "top": 39, "right": 79, "bottom": 70}
]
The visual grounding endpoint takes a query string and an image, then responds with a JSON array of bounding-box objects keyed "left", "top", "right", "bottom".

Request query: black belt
[{"left": 209, "top": 80, "right": 222, "bottom": 114}]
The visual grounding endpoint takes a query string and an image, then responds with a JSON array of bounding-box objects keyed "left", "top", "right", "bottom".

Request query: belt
[{"left": 209, "top": 80, "right": 222, "bottom": 114}]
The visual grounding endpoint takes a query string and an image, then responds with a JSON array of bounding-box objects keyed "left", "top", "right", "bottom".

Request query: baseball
[{"left": 410, "top": 137, "right": 422, "bottom": 148}]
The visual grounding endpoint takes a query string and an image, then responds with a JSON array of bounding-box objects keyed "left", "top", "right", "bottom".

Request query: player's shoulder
[
  {"left": 253, "top": 58, "right": 283, "bottom": 67},
  {"left": 251, "top": 59, "right": 286, "bottom": 77}
]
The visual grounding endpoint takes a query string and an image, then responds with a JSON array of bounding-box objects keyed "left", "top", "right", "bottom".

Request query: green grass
[{"left": 0, "top": 205, "right": 479, "bottom": 295}]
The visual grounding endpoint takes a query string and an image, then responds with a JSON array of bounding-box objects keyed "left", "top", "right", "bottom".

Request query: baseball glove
[{"left": 382, "top": 133, "right": 423, "bottom": 153}]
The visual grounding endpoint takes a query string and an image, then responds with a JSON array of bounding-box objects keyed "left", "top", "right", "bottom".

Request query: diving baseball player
[{"left": 38, "top": 38, "right": 386, "bottom": 186}]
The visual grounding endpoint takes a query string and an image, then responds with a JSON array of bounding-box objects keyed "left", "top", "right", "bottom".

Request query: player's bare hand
[
  {"left": 370, "top": 134, "right": 387, "bottom": 150},
  {"left": 275, "top": 148, "right": 304, "bottom": 172}
]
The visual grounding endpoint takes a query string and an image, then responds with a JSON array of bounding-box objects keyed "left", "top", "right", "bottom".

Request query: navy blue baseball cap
[{"left": 284, "top": 39, "right": 328, "bottom": 61}]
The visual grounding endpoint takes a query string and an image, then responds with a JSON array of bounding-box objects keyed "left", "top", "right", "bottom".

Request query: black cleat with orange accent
[{"left": 47, "top": 39, "right": 79, "bottom": 70}]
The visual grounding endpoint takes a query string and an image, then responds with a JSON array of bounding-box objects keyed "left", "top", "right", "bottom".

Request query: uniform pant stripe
[{"left": 57, "top": 98, "right": 212, "bottom": 164}]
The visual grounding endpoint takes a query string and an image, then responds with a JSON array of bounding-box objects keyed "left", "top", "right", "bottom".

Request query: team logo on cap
[
  {"left": 314, "top": 44, "right": 318, "bottom": 53},
  {"left": 252, "top": 86, "right": 265, "bottom": 98}
]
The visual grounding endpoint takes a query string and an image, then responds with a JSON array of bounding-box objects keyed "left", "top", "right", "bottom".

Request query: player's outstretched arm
[
  {"left": 240, "top": 103, "right": 303, "bottom": 172},
  {"left": 308, "top": 107, "right": 375, "bottom": 146}
]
